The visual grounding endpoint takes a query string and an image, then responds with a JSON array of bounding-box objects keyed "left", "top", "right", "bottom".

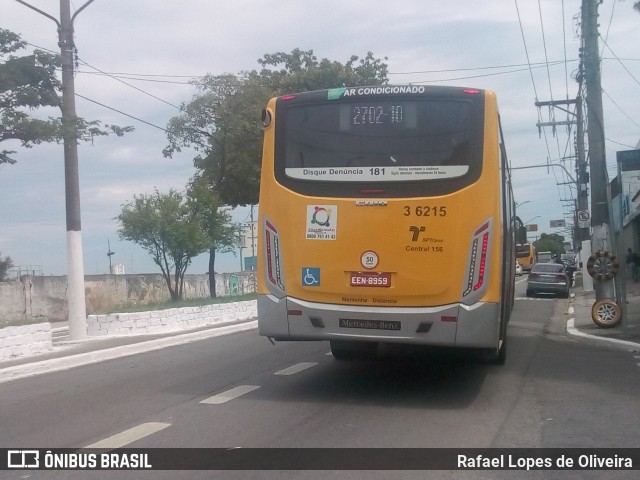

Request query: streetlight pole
[{"left": 16, "top": 0, "right": 96, "bottom": 340}]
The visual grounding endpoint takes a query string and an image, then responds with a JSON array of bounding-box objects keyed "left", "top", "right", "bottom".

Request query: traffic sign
[{"left": 578, "top": 210, "right": 590, "bottom": 228}]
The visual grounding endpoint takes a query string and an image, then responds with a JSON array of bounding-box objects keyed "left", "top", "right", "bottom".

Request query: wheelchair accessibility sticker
[{"left": 302, "top": 267, "right": 321, "bottom": 286}]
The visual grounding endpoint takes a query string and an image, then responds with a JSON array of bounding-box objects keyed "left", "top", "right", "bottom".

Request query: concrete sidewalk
[{"left": 567, "top": 273, "right": 640, "bottom": 353}]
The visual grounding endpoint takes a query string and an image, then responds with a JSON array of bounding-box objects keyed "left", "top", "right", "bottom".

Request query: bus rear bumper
[{"left": 258, "top": 295, "right": 500, "bottom": 348}]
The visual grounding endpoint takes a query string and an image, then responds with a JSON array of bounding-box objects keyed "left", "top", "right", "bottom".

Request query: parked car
[
  {"left": 515, "top": 260, "right": 523, "bottom": 276},
  {"left": 526, "top": 262, "right": 570, "bottom": 298}
]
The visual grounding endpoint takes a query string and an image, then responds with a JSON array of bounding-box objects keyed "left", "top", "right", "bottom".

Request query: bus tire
[
  {"left": 482, "top": 341, "right": 506, "bottom": 365},
  {"left": 492, "top": 338, "right": 507, "bottom": 365},
  {"left": 483, "top": 327, "right": 507, "bottom": 365},
  {"left": 330, "top": 340, "right": 377, "bottom": 360},
  {"left": 586, "top": 251, "right": 619, "bottom": 281},
  {"left": 591, "top": 300, "right": 622, "bottom": 328}
]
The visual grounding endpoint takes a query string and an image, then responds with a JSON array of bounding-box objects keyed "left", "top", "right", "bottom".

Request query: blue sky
[{"left": 1, "top": 0, "right": 639, "bottom": 276}]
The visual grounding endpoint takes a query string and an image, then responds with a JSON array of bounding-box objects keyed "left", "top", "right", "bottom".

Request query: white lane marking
[
  {"left": 200, "top": 385, "right": 260, "bottom": 405},
  {"left": 274, "top": 362, "right": 318, "bottom": 376},
  {"left": 85, "top": 422, "right": 170, "bottom": 449}
]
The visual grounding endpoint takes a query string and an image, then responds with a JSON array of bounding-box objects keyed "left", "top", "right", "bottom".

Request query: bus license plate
[{"left": 350, "top": 271, "right": 391, "bottom": 287}]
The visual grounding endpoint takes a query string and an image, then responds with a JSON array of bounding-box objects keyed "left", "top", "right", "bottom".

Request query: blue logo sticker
[{"left": 302, "top": 268, "right": 320, "bottom": 286}]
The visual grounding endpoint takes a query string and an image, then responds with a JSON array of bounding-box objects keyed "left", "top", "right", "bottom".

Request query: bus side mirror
[{"left": 262, "top": 108, "right": 273, "bottom": 128}]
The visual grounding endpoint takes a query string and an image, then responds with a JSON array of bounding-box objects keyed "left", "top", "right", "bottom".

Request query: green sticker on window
[{"left": 327, "top": 88, "right": 346, "bottom": 100}]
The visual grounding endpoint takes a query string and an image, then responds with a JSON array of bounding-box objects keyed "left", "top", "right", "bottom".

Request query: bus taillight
[
  {"left": 264, "top": 219, "right": 285, "bottom": 293},
  {"left": 463, "top": 220, "right": 492, "bottom": 299},
  {"left": 473, "top": 232, "right": 489, "bottom": 291}
]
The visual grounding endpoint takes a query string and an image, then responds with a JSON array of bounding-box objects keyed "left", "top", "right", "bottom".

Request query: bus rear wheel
[
  {"left": 484, "top": 337, "right": 507, "bottom": 365},
  {"left": 330, "top": 340, "right": 378, "bottom": 360}
]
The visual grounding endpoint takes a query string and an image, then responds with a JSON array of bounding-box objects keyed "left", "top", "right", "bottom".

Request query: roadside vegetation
[
  {"left": 118, "top": 49, "right": 389, "bottom": 302},
  {"left": 1, "top": 315, "right": 49, "bottom": 329},
  {"left": 97, "top": 293, "right": 257, "bottom": 315},
  {"left": 0, "top": 293, "right": 256, "bottom": 329}
]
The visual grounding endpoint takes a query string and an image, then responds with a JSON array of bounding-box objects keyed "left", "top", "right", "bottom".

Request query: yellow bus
[
  {"left": 257, "top": 85, "right": 515, "bottom": 364},
  {"left": 516, "top": 242, "right": 536, "bottom": 271}
]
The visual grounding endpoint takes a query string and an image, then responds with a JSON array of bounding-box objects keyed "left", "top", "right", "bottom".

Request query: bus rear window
[{"left": 282, "top": 99, "right": 478, "bottom": 183}]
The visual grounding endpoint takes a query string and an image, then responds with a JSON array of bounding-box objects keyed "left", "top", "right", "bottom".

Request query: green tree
[
  {"left": 258, "top": 49, "right": 389, "bottom": 96},
  {"left": 0, "top": 28, "right": 133, "bottom": 166},
  {"left": 186, "top": 174, "right": 238, "bottom": 297},
  {"left": 0, "top": 252, "right": 13, "bottom": 281},
  {"left": 534, "top": 233, "right": 566, "bottom": 258},
  {"left": 164, "top": 72, "right": 267, "bottom": 206},
  {"left": 164, "top": 49, "right": 389, "bottom": 207},
  {"left": 117, "top": 189, "right": 209, "bottom": 301}
]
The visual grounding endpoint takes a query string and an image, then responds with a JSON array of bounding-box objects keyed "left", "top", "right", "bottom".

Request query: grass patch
[
  {"left": 96, "top": 293, "right": 257, "bottom": 315},
  {"left": 1, "top": 316, "right": 49, "bottom": 329}
]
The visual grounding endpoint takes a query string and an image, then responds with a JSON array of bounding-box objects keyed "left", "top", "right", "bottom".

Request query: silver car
[{"left": 526, "top": 262, "right": 570, "bottom": 298}]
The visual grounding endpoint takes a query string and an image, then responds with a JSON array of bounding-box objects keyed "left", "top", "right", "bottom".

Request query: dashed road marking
[
  {"left": 85, "top": 422, "right": 170, "bottom": 449},
  {"left": 274, "top": 362, "right": 318, "bottom": 376},
  {"left": 200, "top": 385, "right": 260, "bottom": 405}
]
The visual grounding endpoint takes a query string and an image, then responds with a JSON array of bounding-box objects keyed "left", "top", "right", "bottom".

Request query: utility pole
[
  {"left": 107, "top": 240, "right": 115, "bottom": 274},
  {"left": 582, "top": 0, "right": 614, "bottom": 301},
  {"left": 535, "top": 98, "right": 583, "bottom": 250},
  {"left": 575, "top": 97, "right": 590, "bottom": 243},
  {"left": 16, "top": 0, "right": 96, "bottom": 339}
]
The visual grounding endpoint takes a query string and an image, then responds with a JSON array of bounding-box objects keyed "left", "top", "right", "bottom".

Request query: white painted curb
[
  {"left": 566, "top": 318, "right": 640, "bottom": 352},
  {"left": 0, "top": 320, "right": 257, "bottom": 384}
]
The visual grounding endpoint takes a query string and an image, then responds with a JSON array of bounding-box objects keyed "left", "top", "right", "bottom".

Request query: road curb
[
  {"left": 566, "top": 318, "right": 640, "bottom": 353},
  {"left": 0, "top": 320, "right": 258, "bottom": 385}
]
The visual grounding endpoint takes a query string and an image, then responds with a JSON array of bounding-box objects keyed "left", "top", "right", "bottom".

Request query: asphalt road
[{"left": 1, "top": 278, "right": 639, "bottom": 480}]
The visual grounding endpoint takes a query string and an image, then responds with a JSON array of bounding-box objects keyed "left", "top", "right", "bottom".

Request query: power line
[
  {"left": 75, "top": 93, "right": 169, "bottom": 132},
  {"left": 599, "top": 35, "right": 640, "bottom": 88},
  {"left": 407, "top": 64, "right": 558, "bottom": 84},
  {"left": 562, "top": 0, "right": 570, "bottom": 100},
  {"left": 77, "top": 70, "right": 194, "bottom": 85},
  {"left": 514, "top": 0, "right": 542, "bottom": 102},
  {"left": 601, "top": 88, "right": 640, "bottom": 129},
  {"left": 389, "top": 59, "right": 568, "bottom": 75},
  {"left": 75, "top": 56, "right": 182, "bottom": 110}
]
